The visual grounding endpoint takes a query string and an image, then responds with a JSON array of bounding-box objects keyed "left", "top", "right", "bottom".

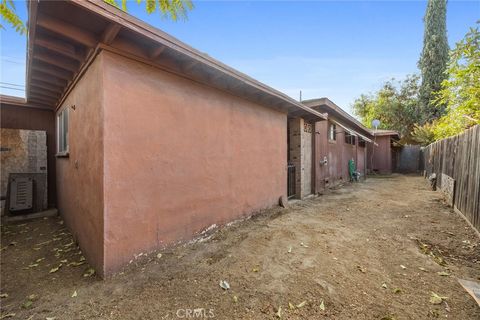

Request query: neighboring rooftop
[
  {"left": 0, "top": 94, "right": 52, "bottom": 110},
  {"left": 372, "top": 129, "right": 400, "bottom": 138},
  {"left": 302, "top": 97, "right": 373, "bottom": 139}
]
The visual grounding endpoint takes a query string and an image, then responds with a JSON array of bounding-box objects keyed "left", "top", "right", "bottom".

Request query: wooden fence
[{"left": 423, "top": 125, "right": 480, "bottom": 232}]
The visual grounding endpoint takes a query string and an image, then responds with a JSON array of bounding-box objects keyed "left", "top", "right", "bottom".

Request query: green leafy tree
[
  {"left": 411, "top": 123, "right": 436, "bottom": 145},
  {"left": 105, "top": 0, "right": 193, "bottom": 21},
  {"left": 352, "top": 74, "right": 421, "bottom": 142},
  {"left": 432, "top": 22, "right": 480, "bottom": 139},
  {"left": 0, "top": 0, "right": 26, "bottom": 34},
  {"left": 0, "top": 0, "right": 193, "bottom": 34},
  {"left": 418, "top": 0, "right": 449, "bottom": 122}
]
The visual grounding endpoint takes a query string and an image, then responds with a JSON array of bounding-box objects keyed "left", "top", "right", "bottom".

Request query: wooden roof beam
[
  {"left": 35, "top": 34, "right": 84, "bottom": 61},
  {"left": 110, "top": 36, "right": 149, "bottom": 60},
  {"left": 149, "top": 45, "right": 166, "bottom": 59},
  {"left": 183, "top": 60, "right": 198, "bottom": 73},
  {"left": 30, "top": 88, "right": 58, "bottom": 100},
  {"left": 37, "top": 12, "right": 97, "bottom": 48},
  {"left": 30, "top": 82, "right": 62, "bottom": 95},
  {"left": 229, "top": 81, "right": 246, "bottom": 91},
  {"left": 32, "top": 65, "right": 72, "bottom": 81},
  {"left": 101, "top": 23, "right": 122, "bottom": 45},
  {"left": 32, "top": 73, "right": 67, "bottom": 87},
  {"left": 210, "top": 72, "right": 224, "bottom": 83},
  {"left": 34, "top": 51, "right": 79, "bottom": 72},
  {"left": 29, "top": 94, "right": 57, "bottom": 105}
]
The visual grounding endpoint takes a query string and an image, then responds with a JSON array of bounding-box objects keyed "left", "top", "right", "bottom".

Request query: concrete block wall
[
  {"left": 302, "top": 122, "right": 313, "bottom": 196},
  {"left": 0, "top": 129, "right": 48, "bottom": 214},
  {"left": 289, "top": 118, "right": 313, "bottom": 198}
]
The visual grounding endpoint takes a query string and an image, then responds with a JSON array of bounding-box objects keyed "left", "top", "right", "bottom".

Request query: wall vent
[{"left": 9, "top": 177, "right": 33, "bottom": 211}]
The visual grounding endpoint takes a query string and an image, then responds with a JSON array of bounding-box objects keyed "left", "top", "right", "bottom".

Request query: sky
[{"left": 0, "top": 0, "right": 479, "bottom": 115}]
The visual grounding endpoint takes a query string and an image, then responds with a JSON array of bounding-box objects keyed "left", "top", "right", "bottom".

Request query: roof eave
[
  {"left": 303, "top": 98, "right": 372, "bottom": 137},
  {"left": 25, "top": 0, "right": 39, "bottom": 104},
  {"left": 66, "top": 0, "right": 325, "bottom": 120}
]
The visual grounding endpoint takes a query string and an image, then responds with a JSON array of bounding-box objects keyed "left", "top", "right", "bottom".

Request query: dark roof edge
[
  {"left": 302, "top": 97, "right": 372, "bottom": 136},
  {"left": 69, "top": 0, "right": 325, "bottom": 121},
  {"left": 1, "top": 94, "right": 53, "bottom": 111}
]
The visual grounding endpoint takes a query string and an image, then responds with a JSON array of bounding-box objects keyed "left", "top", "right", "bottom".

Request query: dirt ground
[{"left": 1, "top": 175, "right": 479, "bottom": 320}]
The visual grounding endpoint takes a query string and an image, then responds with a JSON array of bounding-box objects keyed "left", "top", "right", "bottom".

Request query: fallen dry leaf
[
  {"left": 83, "top": 268, "right": 95, "bottom": 277},
  {"left": 67, "top": 261, "right": 85, "bottom": 267},
  {"left": 319, "top": 300, "right": 325, "bottom": 311},
  {"left": 22, "top": 300, "right": 33, "bottom": 309},
  {"left": 430, "top": 292, "right": 448, "bottom": 305},
  {"left": 219, "top": 280, "right": 230, "bottom": 290},
  {"left": 49, "top": 265, "right": 62, "bottom": 273},
  {"left": 275, "top": 306, "right": 282, "bottom": 318}
]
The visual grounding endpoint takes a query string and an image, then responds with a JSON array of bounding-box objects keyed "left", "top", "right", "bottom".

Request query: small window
[
  {"left": 328, "top": 123, "right": 336, "bottom": 141},
  {"left": 57, "top": 107, "right": 69, "bottom": 155},
  {"left": 345, "top": 133, "right": 356, "bottom": 145}
]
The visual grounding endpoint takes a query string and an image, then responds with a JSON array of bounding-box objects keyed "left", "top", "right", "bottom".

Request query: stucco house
[
  {"left": 302, "top": 98, "right": 374, "bottom": 192},
  {"left": 0, "top": 1, "right": 398, "bottom": 277},
  {"left": 366, "top": 129, "right": 400, "bottom": 174},
  {"left": 1, "top": 0, "right": 328, "bottom": 276}
]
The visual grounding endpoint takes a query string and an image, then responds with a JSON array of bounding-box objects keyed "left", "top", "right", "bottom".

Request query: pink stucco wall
[
  {"left": 100, "top": 52, "right": 287, "bottom": 274},
  {"left": 55, "top": 55, "right": 105, "bottom": 274},
  {"left": 314, "top": 120, "right": 367, "bottom": 190},
  {"left": 357, "top": 145, "right": 366, "bottom": 175},
  {"left": 367, "top": 136, "right": 392, "bottom": 173}
]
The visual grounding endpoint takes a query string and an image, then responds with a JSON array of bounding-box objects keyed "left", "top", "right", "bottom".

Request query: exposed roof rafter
[
  {"left": 35, "top": 34, "right": 84, "bottom": 61},
  {"left": 32, "top": 64, "right": 72, "bottom": 80},
  {"left": 31, "top": 82, "right": 62, "bottom": 95},
  {"left": 101, "top": 22, "right": 121, "bottom": 45},
  {"left": 37, "top": 12, "right": 97, "bottom": 47},
  {"left": 149, "top": 45, "right": 166, "bottom": 59},
  {"left": 32, "top": 73, "right": 67, "bottom": 87},
  {"left": 33, "top": 51, "right": 79, "bottom": 72}
]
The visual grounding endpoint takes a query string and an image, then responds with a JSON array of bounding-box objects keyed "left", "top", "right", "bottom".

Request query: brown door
[{"left": 314, "top": 121, "right": 328, "bottom": 193}]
